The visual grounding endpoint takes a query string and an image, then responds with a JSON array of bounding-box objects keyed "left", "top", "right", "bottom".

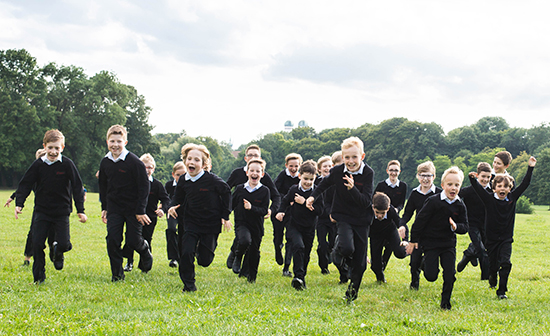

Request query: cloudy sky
[{"left": 1, "top": 0, "right": 549, "bottom": 147}]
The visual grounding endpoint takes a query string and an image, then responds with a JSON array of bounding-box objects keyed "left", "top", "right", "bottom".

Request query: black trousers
[
  {"left": 24, "top": 211, "right": 55, "bottom": 257},
  {"left": 316, "top": 220, "right": 337, "bottom": 271},
  {"left": 32, "top": 212, "right": 71, "bottom": 282},
  {"left": 410, "top": 247, "right": 424, "bottom": 287},
  {"left": 486, "top": 239, "right": 513, "bottom": 295},
  {"left": 166, "top": 216, "right": 179, "bottom": 261},
  {"left": 287, "top": 224, "right": 315, "bottom": 281},
  {"left": 370, "top": 227, "right": 407, "bottom": 280},
  {"left": 123, "top": 217, "right": 158, "bottom": 264},
  {"left": 106, "top": 212, "right": 149, "bottom": 278},
  {"left": 179, "top": 230, "right": 219, "bottom": 290},
  {"left": 462, "top": 226, "right": 489, "bottom": 279},
  {"left": 335, "top": 222, "right": 369, "bottom": 292},
  {"left": 271, "top": 213, "right": 292, "bottom": 266},
  {"left": 235, "top": 224, "right": 263, "bottom": 281},
  {"left": 423, "top": 246, "right": 456, "bottom": 304}
]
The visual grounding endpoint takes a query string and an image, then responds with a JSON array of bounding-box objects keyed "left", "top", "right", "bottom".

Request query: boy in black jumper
[
  {"left": 457, "top": 162, "right": 492, "bottom": 279},
  {"left": 231, "top": 158, "right": 271, "bottom": 283},
  {"left": 122, "top": 154, "right": 170, "bottom": 272},
  {"left": 15, "top": 129, "right": 87, "bottom": 284},
  {"left": 370, "top": 192, "right": 408, "bottom": 284},
  {"left": 277, "top": 160, "right": 323, "bottom": 290},
  {"left": 272, "top": 153, "right": 303, "bottom": 277},
  {"left": 225, "top": 145, "right": 280, "bottom": 272},
  {"left": 167, "top": 143, "right": 232, "bottom": 292},
  {"left": 98, "top": 125, "right": 153, "bottom": 282},
  {"left": 406, "top": 166, "right": 469, "bottom": 310},
  {"left": 306, "top": 137, "right": 374, "bottom": 302},
  {"left": 164, "top": 161, "right": 186, "bottom": 268},
  {"left": 468, "top": 156, "right": 536, "bottom": 299},
  {"left": 315, "top": 154, "right": 335, "bottom": 275},
  {"left": 400, "top": 161, "right": 442, "bottom": 290}
]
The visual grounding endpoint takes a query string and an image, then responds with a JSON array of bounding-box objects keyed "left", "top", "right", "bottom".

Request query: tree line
[{"left": 2, "top": 49, "right": 549, "bottom": 206}]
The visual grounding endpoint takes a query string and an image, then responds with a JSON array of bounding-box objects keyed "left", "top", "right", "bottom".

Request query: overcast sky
[{"left": 1, "top": 0, "right": 549, "bottom": 148}]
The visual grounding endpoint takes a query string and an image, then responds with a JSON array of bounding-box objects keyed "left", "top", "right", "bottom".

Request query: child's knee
[{"left": 424, "top": 269, "right": 439, "bottom": 282}]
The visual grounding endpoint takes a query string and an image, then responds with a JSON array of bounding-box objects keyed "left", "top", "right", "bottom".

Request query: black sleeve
[
  {"left": 98, "top": 159, "right": 108, "bottom": 211},
  {"left": 15, "top": 160, "right": 40, "bottom": 209},
  {"left": 454, "top": 202, "right": 469, "bottom": 235},
  {"left": 135, "top": 158, "right": 150, "bottom": 215},
  {"left": 214, "top": 174, "right": 232, "bottom": 221},
  {"left": 410, "top": 197, "right": 435, "bottom": 243},
  {"left": 68, "top": 159, "right": 85, "bottom": 214},
  {"left": 156, "top": 179, "right": 171, "bottom": 213},
  {"left": 510, "top": 166, "right": 534, "bottom": 201},
  {"left": 262, "top": 172, "right": 281, "bottom": 211}
]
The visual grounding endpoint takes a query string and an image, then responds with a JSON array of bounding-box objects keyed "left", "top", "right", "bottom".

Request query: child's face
[
  {"left": 372, "top": 206, "right": 389, "bottom": 221},
  {"left": 172, "top": 168, "right": 186, "bottom": 183},
  {"left": 244, "top": 149, "right": 261, "bottom": 163},
  {"left": 299, "top": 172, "right": 316, "bottom": 190},
  {"left": 246, "top": 162, "right": 264, "bottom": 185},
  {"left": 343, "top": 145, "right": 365, "bottom": 172},
  {"left": 441, "top": 173, "right": 462, "bottom": 201},
  {"left": 320, "top": 161, "right": 333, "bottom": 177},
  {"left": 43, "top": 140, "right": 64, "bottom": 162},
  {"left": 107, "top": 134, "right": 127, "bottom": 158},
  {"left": 492, "top": 157, "right": 508, "bottom": 174},
  {"left": 286, "top": 159, "right": 300, "bottom": 176},
  {"left": 144, "top": 163, "right": 155, "bottom": 178},
  {"left": 185, "top": 149, "right": 205, "bottom": 177},
  {"left": 417, "top": 171, "right": 434, "bottom": 188},
  {"left": 493, "top": 182, "right": 512, "bottom": 200},
  {"left": 477, "top": 171, "right": 492, "bottom": 188},
  {"left": 387, "top": 164, "right": 400, "bottom": 181}
]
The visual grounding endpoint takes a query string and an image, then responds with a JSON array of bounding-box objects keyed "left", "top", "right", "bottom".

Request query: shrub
[{"left": 516, "top": 195, "right": 534, "bottom": 214}]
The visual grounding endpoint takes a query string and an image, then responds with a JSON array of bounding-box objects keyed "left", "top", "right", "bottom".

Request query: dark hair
[
  {"left": 477, "top": 162, "right": 492, "bottom": 174},
  {"left": 373, "top": 192, "right": 391, "bottom": 210},
  {"left": 495, "top": 151, "right": 513, "bottom": 166},
  {"left": 493, "top": 174, "right": 514, "bottom": 189},
  {"left": 299, "top": 160, "right": 317, "bottom": 175}
]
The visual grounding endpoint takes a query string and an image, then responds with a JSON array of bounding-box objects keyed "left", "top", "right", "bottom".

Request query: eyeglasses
[
  {"left": 388, "top": 169, "right": 399, "bottom": 173},
  {"left": 419, "top": 174, "right": 434, "bottom": 179},
  {"left": 246, "top": 154, "right": 260, "bottom": 158}
]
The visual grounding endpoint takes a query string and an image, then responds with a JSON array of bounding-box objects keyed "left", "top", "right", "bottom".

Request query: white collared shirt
[
  {"left": 493, "top": 193, "right": 509, "bottom": 201},
  {"left": 41, "top": 154, "right": 62, "bottom": 165},
  {"left": 173, "top": 179, "right": 178, "bottom": 186},
  {"left": 245, "top": 181, "right": 262, "bottom": 192},
  {"left": 343, "top": 162, "right": 365, "bottom": 175},
  {"left": 243, "top": 165, "right": 248, "bottom": 173},
  {"left": 385, "top": 178, "right": 400, "bottom": 188},
  {"left": 414, "top": 184, "right": 436, "bottom": 195},
  {"left": 285, "top": 168, "right": 298, "bottom": 178},
  {"left": 298, "top": 181, "right": 313, "bottom": 192},
  {"left": 185, "top": 170, "right": 205, "bottom": 182},
  {"left": 440, "top": 191, "right": 460, "bottom": 204},
  {"left": 105, "top": 148, "right": 129, "bottom": 163},
  {"left": 148, "top": 175, "right": 153, "bottom": 182}
]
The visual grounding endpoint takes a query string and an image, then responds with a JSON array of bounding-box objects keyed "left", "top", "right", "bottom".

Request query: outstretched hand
[{"left": 529, "top": 156, "right": 537, "bottom": 167}]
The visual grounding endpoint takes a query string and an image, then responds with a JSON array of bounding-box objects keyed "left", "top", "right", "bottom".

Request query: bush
[{"left": 516, "top": 195, "right": 534, "bottom": 214}]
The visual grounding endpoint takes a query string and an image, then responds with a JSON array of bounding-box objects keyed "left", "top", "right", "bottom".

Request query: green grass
[{"left": 1, "top": 190, "right": 550, "bottom": 335}]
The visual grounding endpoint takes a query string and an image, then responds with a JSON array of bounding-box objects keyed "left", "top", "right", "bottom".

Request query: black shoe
[
  {"left": 488, "top": 274, "right": 497, "bottom": 289},
  {"left": 111, "top": 274, "right": 125, "bottom": 282},
  {"left": 498, "top": 294, "right": 508, "bottom": 300},
  {"left": 321, "top": 268, "right": 330, "bottom": 275},
  {"left": 23, "top": 260, "right": 30, "bottom": 266},
  {"left": 376, "top": 274, "right": 387, "bottom": 284},
  {"left": 291, "top": 277, "right": 306, "bottom": 290},
  {"left": 226, "top": 251, "right": 235, "bottom": 269},
  {"left": 169, "top": 260, "right": 178, "bottom": 268},
  {"left": 123, "top": 262, "right": 133, "bottom": 272},
  {"left": 232, "top": 255, "right": 242, "bottom": 275},
  {"left": 34, "top": 278, "right": 45, "bottom": 285},
  {"left": 183, "top": 285, "right": 197, "bottom": 292},
  {"left": 52, "top": 242, "right": 64, "bottom": 270},
  {"left": 440, "top": 300, "right": 452, "bottom": 310},
  {"left": 247, "top": 277, "right": 256, "bottom": 284},
  {"left": 345, "top": 283, "right": 358, "bottom": 303},
  {"left": 275, "top": 244, "right": 284, "bottom": 265},
  {"left": 410, "top": 281, "right": 419, "bottom": 290},
  {"left": 138, "top": 241, "right": 153, "bottom": 273},
  {"left": 456, "top": 255, "right": 469, "bottom": 272},
  {"left": 471, "top": 257, "right": 478, "bottom": 267},
  {"left": 282, "top": 269, "right": 292, "bottom": 277}
]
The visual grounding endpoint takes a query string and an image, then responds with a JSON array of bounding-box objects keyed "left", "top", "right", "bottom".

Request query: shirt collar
[
  {"left": 148, "top": 175, "right": 153, "bottom": 182},
  {"left": 173, "top": 179, "right": 178, "bottom": 186},
  {"left": 385, "top": 178, "right": 400, "bottom": 188},
  {"left": 243, "top": 165, "right": 248, "bottom": 173},
  {"left": 440, "top": 191, "right": 460, "bottom": 204},
  {"left": 285, "top": 168, "right": 298, "bottom": 178},
  {"left": 343, "top": 162, "right": 365, "bottom": 175},
  {"left": 185, "top": 170, "right": 205, "bottom": 182},
  {"left": 105, "top": 148, "right": 129, "bottom": 163},
  {"left": 244, "top": 181, "right": 262, "bottom": 192},
  {"left": 298, "top": 181, "right": 313, "bottom": 192},
  {"left": 41, "top": 154, "right": 62, "bottom": 165},
  {"left": 414, "top": 184, "right": 436, "bottom": 195},
  {"left": 493, "top": 193, "right": 509, "bottom": 201}
]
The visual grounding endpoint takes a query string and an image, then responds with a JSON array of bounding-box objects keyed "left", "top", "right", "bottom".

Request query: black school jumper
[
  {"left": 226, "top": 167, "right": 280, "bottom": 272},
  {"left": 310, "top": 163, "right": 374, "bottom": 296},
  {"left": 99, "top": 151, "right": 150, "bottom": 280},
  {"left": 279, "top": 184, "right": 323, "bottom": 284},
  {"left": 171, "top": 171, "right": 231, "bottom": 291},
  {"left": 469, "top": 166, "right": 533, "bottom": 296},
  {"left": 458, "top": 184, "right": 492, "bottom": 279},
  {"left": 16, "top": 156, "right": 85, "bottom": 283},
  {"left": 400, "top": 185, "right": 442, "bottom": 289},
  {"left": 369, "top": 205, "right": 407, "bottom": 282},
  {"left": 231, "top": 183, "right": 270, "bottom": 282},
  {"left": 410, "top": 193, "right": 468, "bottom": 307},
  {"left": 123, "top": 177, "right": 170, "bottom": 266},
  {"left": 272, "top": 169, "right": 300, "bottom": 267},
  {"left": 315, "top": 177, "right": 337, "bottom": 274}
]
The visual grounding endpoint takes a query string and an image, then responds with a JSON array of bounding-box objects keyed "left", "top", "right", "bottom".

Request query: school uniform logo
[
  {"left": 56, "top": 171, "right": 65, "bottom": 175},
  {"left": 199, "top": 188, "right": 209, "bottom": 192},
  {"left": 118, "top": 169, "right": 126, "bottom": 173}
]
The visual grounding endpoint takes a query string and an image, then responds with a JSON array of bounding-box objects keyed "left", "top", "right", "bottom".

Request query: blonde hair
[
  {"left": 341, "top": 136, "right": 364, "bottom": 153},
  {"left": 417, "top": 161, "right": 436, "bottom": 175},
  {"left": 331, "top": 151, "right": 342, "bottom": 165},
  {"left": 387, "top": 160, "right": 401, "bottom": 170},
  {"left": 317, "top": 156, "right": 332, "bottom": 170},
  {"left": 181, "top": 143, "right": 211, "bottom": 169},
  {"left": 246, "top": 144, "right": 261, "bottom": 156},
  {"left": 247, "top": 158, "right": 266, "bottom": 172},
  {"left": 285, "top": 153, "right": 303, "bottom": 165},
  {"left": 106, "top": 124, "right": 127, "bottom": 141},
  {"left": 441, "top": 166, "right": 464, "bottom": 184},
  {"left": 140, "top": 153, "right": 156, "bottom": 168},
  {"left": 172, "top": 161, "right": 186, "bottom": 174},
  {"left": 43, "top": 129, "right": 65, "bottom": 145}
]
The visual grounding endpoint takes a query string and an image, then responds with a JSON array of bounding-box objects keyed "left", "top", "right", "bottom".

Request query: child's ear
[{"left": 360, "top": 152, "right": 366, "bottom": 161}]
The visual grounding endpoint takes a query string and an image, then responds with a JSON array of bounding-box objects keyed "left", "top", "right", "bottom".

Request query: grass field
[{"left": 1, "top": 190, "right": 549, "bottom": 335}]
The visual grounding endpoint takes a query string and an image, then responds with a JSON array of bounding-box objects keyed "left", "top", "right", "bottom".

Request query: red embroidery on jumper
[
  {"left": 56, "top": 171, "right": 65, "bottom": 175},
  {"left": 199, "top": 188, "right": 209, "bottom": 192},
  {"left": 118, "top": 169, "right": 126, "bottom": 173}
]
